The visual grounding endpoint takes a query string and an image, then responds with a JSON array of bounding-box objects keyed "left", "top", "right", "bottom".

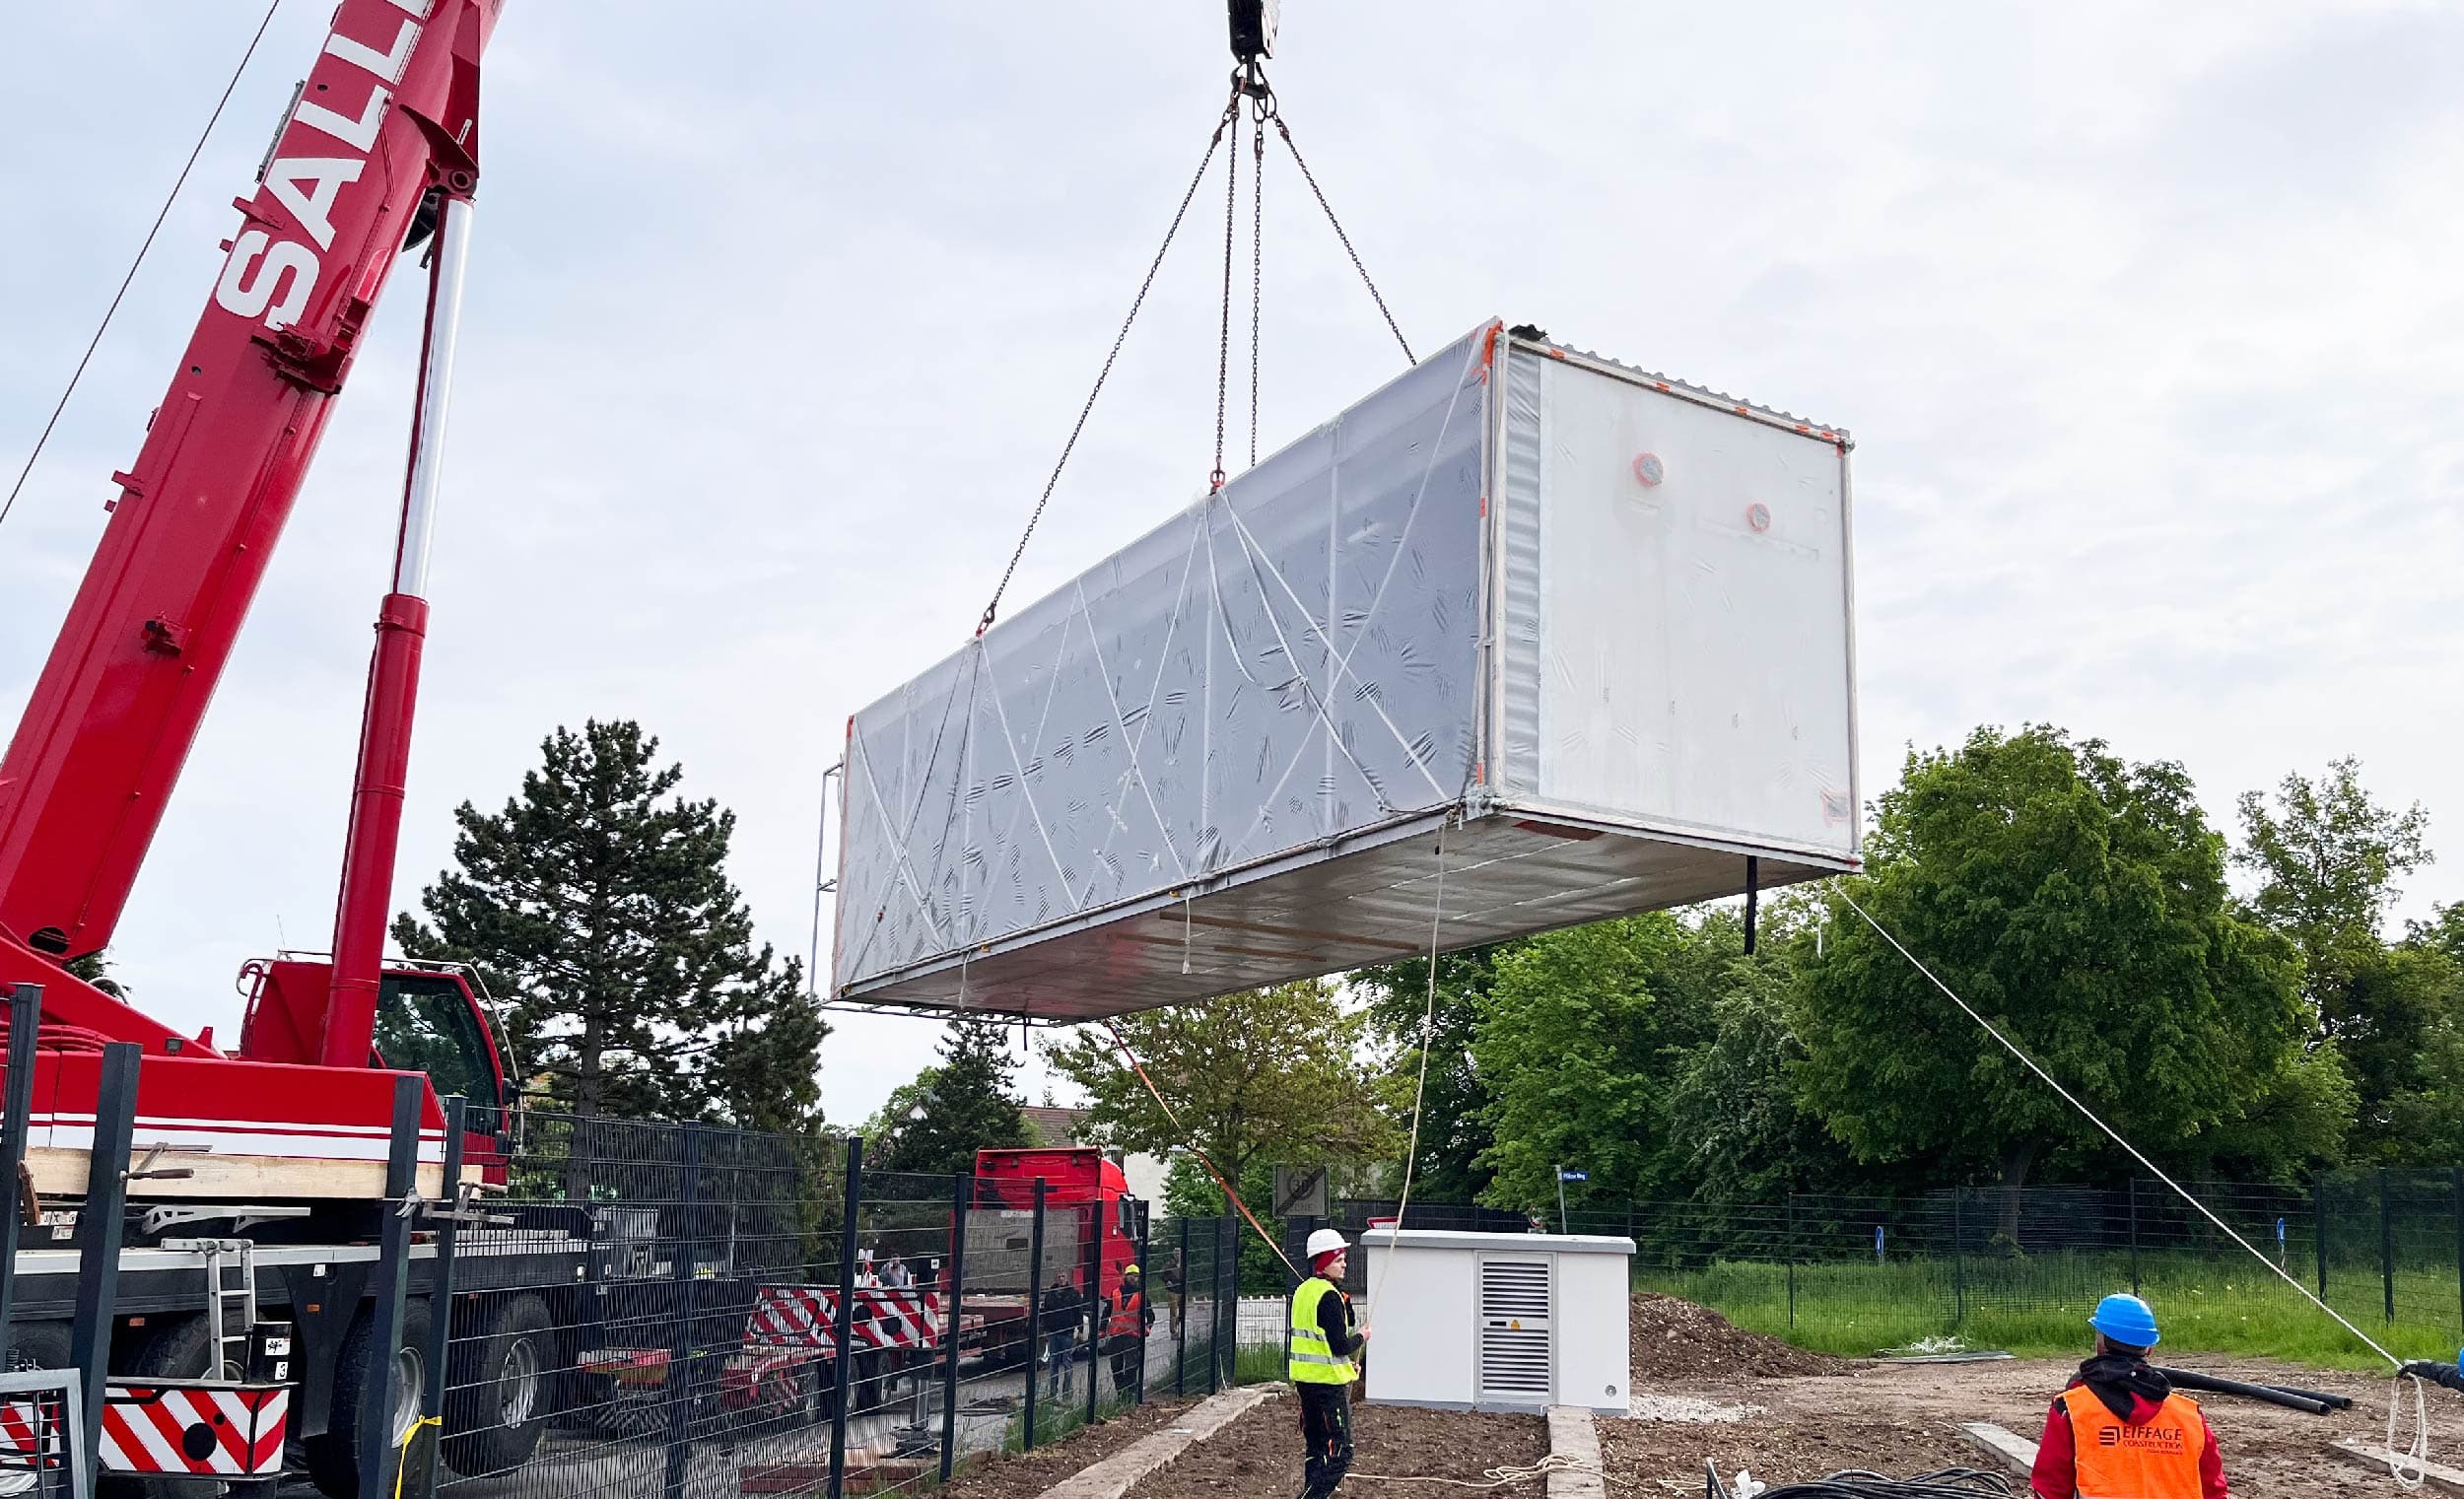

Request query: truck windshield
[{"left": 375, "top": 973, "right": 499, "bottom": 1110}]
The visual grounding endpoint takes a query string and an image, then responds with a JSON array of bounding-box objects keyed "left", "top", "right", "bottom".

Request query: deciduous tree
[{"left": 1792, "top": 725, "right": 2331, "bottom": 1202}]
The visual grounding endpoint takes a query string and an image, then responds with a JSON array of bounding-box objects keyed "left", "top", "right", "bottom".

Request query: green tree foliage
[
  {"left": 1045, "top": 979, "right": 1394, "bottom": 1212},
  {"left": 1353, "top": 941, "right": 1529, "bottom": 1202},
  {"left": 867, "top": 1022, "right": 1033, "bottom": 1175},
  {"left": 1792, "top": 725, "right": 2332, "bottom": 1194},
  {"left": 1662, "top": 906, "right": 1864, "bottom": 1201},
  {"left": 1472, "top": 911, "right": 1757, "bottom": 1212},
  {"left": 393, "top": 719, "right": 826, "bottom": 1128},
  {"left": 2235, "top": 760, "right": 2451, "bottom": 1163}
]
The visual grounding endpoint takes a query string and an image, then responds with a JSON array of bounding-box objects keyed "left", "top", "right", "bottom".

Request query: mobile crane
[{"left": 0, "top": 1, "right": 546, "bottom": 1490}]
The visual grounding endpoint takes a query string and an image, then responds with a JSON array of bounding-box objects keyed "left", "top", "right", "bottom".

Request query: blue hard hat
[{"left": 2089, "top": 1293, "right": 2159, "bottom": 1348}]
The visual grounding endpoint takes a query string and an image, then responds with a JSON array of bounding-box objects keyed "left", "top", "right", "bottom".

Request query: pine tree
[
  {"left": 391, "top": 719, "right": 827, "bottom": 1126},
  {"left": 870, "top": 1021, "right": 1031, "bottom": 1175}
]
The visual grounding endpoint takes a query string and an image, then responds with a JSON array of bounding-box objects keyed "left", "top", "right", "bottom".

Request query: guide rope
[
  {"left": 1831, "top": 887, "right": 2432, "bottom": 1489},
  {"left": 1349, "top": 1452, "right": 1603, "bottom": 1489},
  {"left": 1, "top": 0, "right": 285, "bottom": 534},
  {"left": 1098, "top": 1019, "right": 1301, "bottom": 1281},
  {"left": 1363, "top": 824, "right": 1447, "bottom": 1336}
]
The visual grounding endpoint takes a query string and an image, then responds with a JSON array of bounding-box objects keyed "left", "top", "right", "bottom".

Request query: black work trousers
[{"left": 1295, "top": 1381, "right": 1354, "bottom": 1499}]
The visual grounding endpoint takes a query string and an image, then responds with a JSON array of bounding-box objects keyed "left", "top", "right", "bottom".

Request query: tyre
[
  {"left": 305, "top": 1299, "right": 433, "bottom": 1499},
  {"left": 442, "top": 1293, "right": 552, "bottom": 1479}
]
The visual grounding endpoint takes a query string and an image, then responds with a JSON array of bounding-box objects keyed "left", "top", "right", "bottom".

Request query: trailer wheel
[
  {"left": 444, "top": 1293, "right": 552, "bottom": 1477},
  {"left": 304, "top": 1299, "right": 433, "bottom": 1499}
]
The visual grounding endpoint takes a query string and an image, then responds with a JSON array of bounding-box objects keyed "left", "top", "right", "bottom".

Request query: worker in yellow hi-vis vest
[{"left": 1290, "top": 1229, "right": 1371, "bottom": 1499}]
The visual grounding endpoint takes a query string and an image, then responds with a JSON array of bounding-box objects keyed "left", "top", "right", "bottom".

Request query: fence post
[
  {"left": 1951, "top": 1190, "right": 1966, "bottom": 1328},
  {"left": 1785, "top": 1194, "right": 1797, "bottom": 1330},
  {"left": 71, "top": 1042, "right": 139, "bottom": 1473},
  {"left": 1083, "top": 1190, "right": 1102, "bottom": 1427},
  {"left": 828, "top": 1135, "right": 864, "bottom": 1497},
  {"left": 2381, "top": 1168, "right": 2397, "bottom": 1325},
  {"left": 358, "top": 1076, "right": 424, "bottom": 1499},
  {"left": 2452, "top": 1168, "right": 2464, "bottom": 1342},
  {"left": 1133, "top": 1200, "right": 1152, "bottom": 1404},
  {"left": 2315, "top": 1176, "right": 2330, "bottom": 1304},
  {"left": 663, "top": 1124, "right": 707, "bottom": 1499},
  {"left": 2128, "top": 1179, "right": 2141, "bottom": 1297},
  {"left": 1022, "top": 1178, "right": 1046, "bottom": 1452},
  {"left": 1222, "top": 1216, "right": 1239, "bottom": 1388},
  {"left": 939, "top": 1173, "right": 969, "bottom": 1482},
  {"left": 412, "top": 1097, "right": 469, "bottom": 1499},
  {"left": 0, "top": 985, "right": 40, "bottom": 1369},
  {"left": 1174, "top": 1216, "right": 1190, "bottom": 1397}
]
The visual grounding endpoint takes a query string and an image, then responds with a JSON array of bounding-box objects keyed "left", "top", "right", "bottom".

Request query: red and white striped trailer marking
[
  {"left": 98, "top": 1384, "right": 287, "bottom": 1478},
  {"left": 745, "top": 1287, "right": 944, "bottom": 1351}
]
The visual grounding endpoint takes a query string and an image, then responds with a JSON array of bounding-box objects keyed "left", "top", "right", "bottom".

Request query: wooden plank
[
  {"left": 28, "top": 1146, "right": 473, "bottom": 1201},
  {"left": 2330, "top": 1440, "right": 2464, "bottom": 1493},
  {"left": 1956, "top": 1422, "right": 2038, "bottom": 1479}
]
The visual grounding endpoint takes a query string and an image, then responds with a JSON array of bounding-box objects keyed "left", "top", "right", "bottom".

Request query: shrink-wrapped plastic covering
[{"left": 833, "top": 321, "right": 1857, "bottom": 1019}]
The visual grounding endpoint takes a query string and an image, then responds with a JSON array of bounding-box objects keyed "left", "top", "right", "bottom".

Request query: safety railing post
[
  {"left": 828, "top": 1135, "right": 863, "bottom": 1498},
  {"left": 358, "top": 1076, "right": 424, "bottom": 1499},
  {"left": 412, "top": 1096, "right": 469, "bottom": 1499},
  {"left": 2128, "top": 1179, "right": 2142, "bottom": 1297},
  {"left": 939, "top": 1173, "right": 969, "bottom": 1482},
  {"left": 662, "top": 1124, "right": 706, "bottom": 1499},
  {"left": 0, "top": 984, "right": 41, "bottom": 1367},
  {"left": 71, "top": 1042, "right": 139, "bottom": 1472},
  {"left": 2381, "top": 1168, "right": 2397, "bottom": 1325},
  {"left": 1022, "top": 1179, "right": 1046, "bottom": 1452},
  {"left": 1174, "top": 1216, "right": 1190, "bottom": 1397},
  {"left": 2315, "top": 1176, "right": 2331, "bottom": 1304}
]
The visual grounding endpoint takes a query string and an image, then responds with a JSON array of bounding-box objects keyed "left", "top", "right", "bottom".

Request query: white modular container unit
[
  {"left": 1359, "top": 1228, "right": 1634, "bottom": 1414},
  {"left": 833, "top": 319, "right": 1857, "bottom": 1019}
]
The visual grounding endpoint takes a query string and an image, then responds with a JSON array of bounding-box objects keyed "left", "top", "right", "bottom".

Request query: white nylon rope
[{"left": 1833, "top": 888, "right": 2430, "bottom": 1489}]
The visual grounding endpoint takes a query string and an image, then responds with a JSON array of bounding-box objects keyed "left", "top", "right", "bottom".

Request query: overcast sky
[{"left": 5, "top": 2, "right": 2461, "bottom": 1127}]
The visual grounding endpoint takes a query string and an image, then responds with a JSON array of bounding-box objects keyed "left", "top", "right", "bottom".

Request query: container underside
[{"left": 834, "top": 812, "right": 1847, "bottom": 1021}]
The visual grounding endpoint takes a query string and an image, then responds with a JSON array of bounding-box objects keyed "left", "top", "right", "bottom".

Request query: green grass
[{"left": 1639, "top": 1250, "right": 2464, "bottom": 1372}]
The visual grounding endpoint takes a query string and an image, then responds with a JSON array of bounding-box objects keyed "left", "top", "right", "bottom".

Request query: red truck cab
[{"left": 963, "top": 1148, "right": 1143, "bottom": 1362}]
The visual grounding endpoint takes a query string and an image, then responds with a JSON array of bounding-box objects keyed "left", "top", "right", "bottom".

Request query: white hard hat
[{"left": 1306, "top": 1228, "right": 1348, "bottom": 1260}]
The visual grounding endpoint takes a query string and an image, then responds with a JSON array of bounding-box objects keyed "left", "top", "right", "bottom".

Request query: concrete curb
[
  {"left": 1544, "top": 1407, "right": 1606, "bottom": 1499},
  {"left": 1035, "top": 1384, "right": 1280, "bottom": 1499}
]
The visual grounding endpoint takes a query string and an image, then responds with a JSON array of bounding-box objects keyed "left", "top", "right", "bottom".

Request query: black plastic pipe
[{"left": 2154, "top": 1365, "right": 2335, "bottom": 1414}]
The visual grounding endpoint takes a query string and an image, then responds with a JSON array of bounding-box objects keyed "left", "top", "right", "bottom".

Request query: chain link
[
  {"left": 1210, "top": 108, "right": 1241, "bottom": 494},
  {"left": 978, "top": 91, "right": 1240, "bottom": 636},
  {"left": 1249, "top": 105, "right": 1266, "bottom": 470},
  {"left": 1272, "top": 110, "right": 1415, "bottom": 367}
]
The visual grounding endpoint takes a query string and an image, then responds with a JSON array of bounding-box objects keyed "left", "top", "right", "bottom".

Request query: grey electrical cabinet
[{"left": 832, "top": 319, "right": 1859, "bottom": 1020}]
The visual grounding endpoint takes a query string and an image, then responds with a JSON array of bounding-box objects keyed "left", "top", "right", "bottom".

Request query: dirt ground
[
  {"left": 933, "top": 1395, "right": 1203, "bottom": 1499},
  {"left": 1124, "top": 1391, "right": 1549, "bottom": 1497},
  {"left": 1608, "top": 1295, "right": 2423, "bottom": 1494}
]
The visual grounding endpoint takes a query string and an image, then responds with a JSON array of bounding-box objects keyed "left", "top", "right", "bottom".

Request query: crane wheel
[
  {"left": 443, "top": 1293, "right": 554, "bottom": 1477},
  {"left": 305, "top": 1300, "right": 434, "bottom": 1499}
]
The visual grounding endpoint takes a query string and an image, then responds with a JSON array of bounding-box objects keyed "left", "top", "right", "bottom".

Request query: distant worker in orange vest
[
  {"left": 2030, "top": 1294, "right": 2227, "bottom": 1499},
  {"left": 1106, "top": 1262, "right": 1154, "bottom": 1395}
]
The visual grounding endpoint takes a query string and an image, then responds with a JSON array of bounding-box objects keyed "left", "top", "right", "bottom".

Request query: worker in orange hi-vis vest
[{"left": 2030, "top": 1295, "right": 2227, "bottom": 1499}]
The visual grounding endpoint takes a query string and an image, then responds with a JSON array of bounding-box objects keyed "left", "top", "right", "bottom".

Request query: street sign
[
  {"left": 1272, "top": 1165, "right": 1329, "bottom": 1219},
  {"left": 1557, "top": 1169, "right": 1588, "bottom": 1183}
]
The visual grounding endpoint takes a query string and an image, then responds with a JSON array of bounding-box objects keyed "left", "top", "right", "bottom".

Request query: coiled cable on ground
[
  {"left": 1349, "top": 1453, "right": 1602, "bottom": 1488},
  {"left": 1745, "top": 1467, "right": 2014, "bottom": 1497}
]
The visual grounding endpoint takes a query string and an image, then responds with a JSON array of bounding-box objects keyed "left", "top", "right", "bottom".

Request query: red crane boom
[{"left": 0, "top": 0, "right": 512, "bottom": 1199}]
